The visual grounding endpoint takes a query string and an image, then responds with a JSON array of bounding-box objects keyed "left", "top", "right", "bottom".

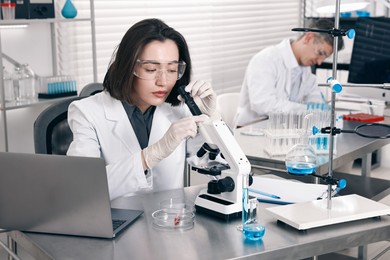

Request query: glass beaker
[
  {"left": 238, "top": 174, "right": 265, "bottom": 241},
  {"left": 242, "top": 199, "right": 265, "bottom": 241}
]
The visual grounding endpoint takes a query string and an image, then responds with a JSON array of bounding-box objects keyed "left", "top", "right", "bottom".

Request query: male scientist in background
[{"left": 234, "top": 19, "right": 344, "bottom": 128}]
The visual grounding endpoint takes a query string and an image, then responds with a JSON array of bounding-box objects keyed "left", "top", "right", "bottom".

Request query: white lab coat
[
  {"left": 67, "top": 91, "right": 199, "bottom": 200},
  {"left": 234, "top": 38, "right": 323, "bottom": 127}
]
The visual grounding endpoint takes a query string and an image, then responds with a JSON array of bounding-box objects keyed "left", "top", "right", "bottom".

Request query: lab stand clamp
[{"left": 266, "top": 15, "right": 390, "bottom": 230}]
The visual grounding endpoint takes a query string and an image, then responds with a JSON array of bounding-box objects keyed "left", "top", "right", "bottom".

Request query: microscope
[{"left": 178, "top": 86, "right": 252, "bottom": 220}]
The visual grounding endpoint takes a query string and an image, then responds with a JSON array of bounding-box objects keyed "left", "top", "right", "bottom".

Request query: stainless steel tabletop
[
  {"left": 7, "top": 185, "right": 390, "bottom": 260},
  {"left": 233, "top": 119, "right": 390, "bottom": 176}
]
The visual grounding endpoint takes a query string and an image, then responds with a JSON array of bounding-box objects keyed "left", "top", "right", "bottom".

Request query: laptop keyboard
[{"left": 112, "top": 219, "right": 126, "bottom": 231}]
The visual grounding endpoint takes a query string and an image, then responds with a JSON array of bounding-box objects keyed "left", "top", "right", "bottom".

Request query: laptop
[{"left": 0, "top": 152, "right": 143, "bottom": 239}]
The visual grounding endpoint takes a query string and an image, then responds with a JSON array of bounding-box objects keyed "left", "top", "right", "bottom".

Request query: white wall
[{"left": 1, "top": 23, "right": 53, "bottom": 77}]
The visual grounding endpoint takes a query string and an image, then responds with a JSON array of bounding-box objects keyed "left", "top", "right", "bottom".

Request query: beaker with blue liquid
[
  {"left": 285, "top": 144, "right": 317, "bottom": 175},
  {"left": 242, "top": 198, "right": 265, "bottom": 241},
  {"left": 285, "top": 113, "right": 317, "bottom": 175},
  {"left": 240, "top": 175, "right": 265, "bottom": 241}
]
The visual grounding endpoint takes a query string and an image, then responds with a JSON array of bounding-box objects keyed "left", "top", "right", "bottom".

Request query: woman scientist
[{"left": 67, "top": 18, "right": 217, "bottom": 200}]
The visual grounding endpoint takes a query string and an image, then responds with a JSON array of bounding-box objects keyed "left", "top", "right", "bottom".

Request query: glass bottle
[
  {"left": 21, "top": 64, "right": 36, "bottom": 100},
  {"left": 13, "top": 64, "right": 36, "bottom": 101},
  {"left": 2, "top": 67, "right": 14, "bottom": 102},
  {"left": 12, "top": 66, "right": 23, "bottom": 101}
]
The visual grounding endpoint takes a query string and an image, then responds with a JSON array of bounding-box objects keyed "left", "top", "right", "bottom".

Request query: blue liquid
[
  {"left": 242, "top": 187, "right": 249, "bottom": 224},
  {"left": 323, "top": 136, "right": 328, "bottom": 150},
  {"left": 316, "top": 137, "right": 321, "bottom": 150},
  {"left": 243, "top": 224, "right": 265, "bottom": 241},
  {"left": 286, "top": 162, "right": 316, "bottom": 175}
]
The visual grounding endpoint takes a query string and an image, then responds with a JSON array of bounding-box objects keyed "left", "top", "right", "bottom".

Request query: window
[{"left": 56, "top": 0, "right": 301, "bottom": 93}]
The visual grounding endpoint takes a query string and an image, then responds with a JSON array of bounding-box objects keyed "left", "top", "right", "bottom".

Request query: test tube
[
  {"left": 282, "top": 112, "right": 289, "bottom": 134},
  {"left": 268, "top": 111, "right": 275, "bottom": 130},
  {"left": 276, "top": 111, "right": 282, "bottom": 135},
  {"left": 288, "top": 112, "right": 293, "bottom": 134}
]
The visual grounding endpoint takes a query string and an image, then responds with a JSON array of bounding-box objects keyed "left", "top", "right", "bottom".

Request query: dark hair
[{"left": 103, "top": 18, "right": 192, "bottom": 106}]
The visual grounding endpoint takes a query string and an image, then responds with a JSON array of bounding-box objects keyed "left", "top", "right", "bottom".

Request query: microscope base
[
  {"left": 266, "top": 194, "right": 390, "bottom": 230},
  {"left": 195, "top": 204, "right": 241, "bottom": 220},
  {"left": 195, "top": 189, "right": 242, "bottom": 220}
]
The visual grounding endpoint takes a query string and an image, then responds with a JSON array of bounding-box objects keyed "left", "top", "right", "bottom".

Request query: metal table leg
[
  {"left": 358, "top": 245, "right": 367, "bottom": 260},
  {"left": 361, "top": 153, "right": 372, "bottom": 177},
  {"left": 0, "top": 234, "right": 20, "bottom": 260}
]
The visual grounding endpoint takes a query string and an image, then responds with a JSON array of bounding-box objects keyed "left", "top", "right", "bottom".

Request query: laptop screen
[{"left": 0, "top": 152, "right": 143, "bottom": 238}]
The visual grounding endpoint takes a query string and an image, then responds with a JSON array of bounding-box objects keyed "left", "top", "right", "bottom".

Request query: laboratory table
[
  {"left": 6, "top": 185, "right": 390, "bottom": 260},
  {"left": 234, "top": 118, "right": 390, "bottom": 177}
]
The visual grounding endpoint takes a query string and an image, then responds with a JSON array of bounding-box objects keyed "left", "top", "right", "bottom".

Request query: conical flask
[{"left": 285, "top": 112, "right": 317, "bottom": 175}]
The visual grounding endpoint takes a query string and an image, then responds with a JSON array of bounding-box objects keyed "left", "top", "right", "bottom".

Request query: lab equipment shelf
[
  {"left": 0, "top": 18, "right": 92, "bottom": 25},
  {"left": 0, "top": 0, "right": 97, "bottom": 152},
  {"left": 0, "top": 96, "right": 76, "bottom": 111}
]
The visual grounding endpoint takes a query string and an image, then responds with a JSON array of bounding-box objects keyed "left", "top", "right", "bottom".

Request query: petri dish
[
  {"left": 152, "top": 208, "right": 195, "bottom": 230},
  {"left": 160, "top": 197, "right": 195, "bottom": 212},
  {"left": 152, "top": 198, "right": 195, "bottom": 230}
]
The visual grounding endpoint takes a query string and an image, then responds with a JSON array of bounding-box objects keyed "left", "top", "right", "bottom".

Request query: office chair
[
  {"left": 34, "top": 96, "right": 84, "bottom": 155},
  {"left": 79, "top": 82, "right": 104, "bottom": 97},
  {"left": 216, "top": 92, "right": 240, "bottom": 129}
]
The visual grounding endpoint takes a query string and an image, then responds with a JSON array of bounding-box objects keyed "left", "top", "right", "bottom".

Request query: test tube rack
[
  {"left": 263, "top": 130, "right": 335, "bottom": 156},
  {"left": 38, "top": 75, "right": 77, "bottom": 98},
  {"left": 264, "top": 110, "right": 333, "bottom": 156}
]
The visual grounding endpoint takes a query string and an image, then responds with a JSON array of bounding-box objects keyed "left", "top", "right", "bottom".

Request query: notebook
[
  {"left": 249, "top": 176, "right": 333, "bottom": 205},
  {"left": 0, "top": 152, "right": 143, "bottom": 239}
]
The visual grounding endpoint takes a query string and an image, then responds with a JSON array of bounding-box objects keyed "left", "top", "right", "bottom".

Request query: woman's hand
[
  {"left": 142, "top": 115, "right": 208, "bottom": 169},
  {"left": 180, "top": 80, "right": 217, "bottom": 117}
]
